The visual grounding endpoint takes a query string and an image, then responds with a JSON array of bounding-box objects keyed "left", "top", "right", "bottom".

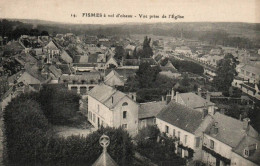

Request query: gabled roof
[
  {"left": 241, "top": 65, "right": 260, "bottom": 75},
  {"left": 49, "top": 65, "right": 62, "bottom": 78},
  {"left": 92, "top": 150, "right": 118, "bottom": 166},
  {"left": 44, "top": 40, "right": 59, "bottom": 50},
  {"left": 164, "top": 61, "right": 175, "bottom": 68},
  {"left": 104, "top": 70, "right": 124, "bottom": 83},
  {"left": 88, "top": 54, "right": 98, "bottom": 63},
  {"left": 156, "top": 101, "right": 205, "bottom": 134},
  {"left": 177, "top": 92, "right": 215, "bottom": 109},
  {"left": 88, "top": 84, "right": 128, "bottom": 109},
  {"left": 233, "top": 135, "right": 260, "bottom": 165},
  {"left": 139, "top": 101, "right": 167, "bottom": 119},
  {"left": 205, "top": 112, "right": 259, "bottom": 148}
]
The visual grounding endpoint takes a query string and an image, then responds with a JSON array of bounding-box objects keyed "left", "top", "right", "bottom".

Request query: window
[
  {"left": 244, "top": 149, "right": 249, "bottom": 157},
  {"left": 165, "top": 125, "right": 169, "bottom": 133},
  {"left": 196, "top": 137, "right": 200, "bottom": 147},
  {"left": 122, "top": 124, "right": 127, "bottom": 129},
  {"left": 123, "top": 111, "right": 127, "bottom": 119},
  {"left": 178, "top": 131, "right": 181, "bottom": 139},
  {"left": 122, "top": 102, "right": 128, "bottom": 106},
  {"left": 184, "top": 135, "right": 188, "bottom": 144},
  {"left": 173, "top": 129, "right": 176, "bottom": 137},
  {"left": 88, "top": 111, "right": 92, "bottom": 121},
  {"left": 93, "top": 114, "right": 96, "bottom": 123},
  {"left": 210, "top": 140, "right": 214, "bottom": 149},
  {"left": 97, "top": 104, "right": 100, "bottom": 112},
  {"left": 184, "top": 150, "right": 189, "bottom": 157}
]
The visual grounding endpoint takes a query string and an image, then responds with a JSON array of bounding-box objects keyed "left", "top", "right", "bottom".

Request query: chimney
[
  {"left": 175, "top": 91, "right": 179, "bottom": 103},
  {"left": 206, "top": 91, "right": 211, "bottom": 101},
  {"left": 243, "top": 118, "right": 250, "bottom": 130},
  {"left": 171, "top": 88, "right": 175, "bottom": 100},
  {"left": 162, "top": 96, "right": 165, "bottom": 102}
]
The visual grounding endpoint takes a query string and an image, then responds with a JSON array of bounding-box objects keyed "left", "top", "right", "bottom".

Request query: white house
[
  {"left": 156, "top": 101, "right": 212, "bottom": 160},
  {"left": 202, "top": 113, "right": 259, "bottom": 166},
  {"left": 44, "top": 40, "right": 60, "bottom": 56},
  {"left": 231, "top": 135, "right": 260, "bottom": 166},
  {"left": 88, "top": 84, "right": 139, "bottom": 136}
]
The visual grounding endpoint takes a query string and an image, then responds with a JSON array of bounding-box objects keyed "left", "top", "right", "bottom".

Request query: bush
[
  {"left": 3, "top": 95, "right": 50, "bottom": 165},
  {"left": 37, "top": 85, "right": 81, "bottom": 125},
  {"left": 135, "top": 126, "right": 186, "bottom": 165}
]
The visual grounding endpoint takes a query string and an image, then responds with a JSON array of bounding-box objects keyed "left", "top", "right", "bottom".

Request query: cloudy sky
[{"left": 0, "top": 0, "right": 259, "bottom": 24}]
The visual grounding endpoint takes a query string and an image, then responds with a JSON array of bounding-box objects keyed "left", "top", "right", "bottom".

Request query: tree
[
  {"left": 37, "top": 85, "right": 81, "bottom": 125},
  {"left": 3, "top": 94, "right": 50, "bottom": 164},
  {"left": 141, "top": 36, "right": 153, "bottom": 58},
  {"left": 135, "top": 126, "right": 185, "bottom": 165},
  {"left": 114, "top": 46, "right": 125, "bottom": 61},
  {"left": 213, "top": 54, "right": 238, "bottom": 95},
  {"left": 29, "top": 29, "right": 40, "bottom": 36},
  {"left": 181, "top": 73, "right": 190, "bottom": 86},
  {"left": 40, "top": 30, "right": 49, "bottom": 36},
  {"left": 136, "top": 62, "right": 161, "bottom": 88}
]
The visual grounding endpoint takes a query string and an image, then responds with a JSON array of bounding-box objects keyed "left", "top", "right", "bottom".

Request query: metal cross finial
[{"left": 99, "top": 134, "right": 110, "bottom": 151}]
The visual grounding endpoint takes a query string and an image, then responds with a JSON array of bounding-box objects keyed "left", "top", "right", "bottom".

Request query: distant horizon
[{"left": 2, "top": 18, "right": 260, "bottom": 26}]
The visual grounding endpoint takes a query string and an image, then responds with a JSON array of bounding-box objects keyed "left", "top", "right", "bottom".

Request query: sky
[{"left": 0, "top": 0, "right": 259, "bottom": 24}]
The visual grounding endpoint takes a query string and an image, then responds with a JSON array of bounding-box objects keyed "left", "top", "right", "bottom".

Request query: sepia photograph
[{"left": 0, "top": 0, "right": 260, "bottom": 165}]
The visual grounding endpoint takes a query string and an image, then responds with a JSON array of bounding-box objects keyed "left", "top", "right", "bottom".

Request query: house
[
  {"left": 139, "top": 100, "right": 167, "bottom": 129},
  {"left": 231, "top": 135, "right": 260, "bottom": 166},
  {"left": 72, "top": 64, "right": 96, "bottom": 72},
  {"left": 104, "top": 70, "right": 125, "bottom": 87},
  {"left": 210, "top": 48, "right": 222, "bottom": 55},
  {"left": 175, "top": 46, "right": 192, "bottom": 55},
  {"left": 0, "top": 82, "right": 40, "bottom": 111},
  {"left": 238, "top": 64, "right": 260, "bottom": 84},
  {"left": 59, "top": 72, "right": 101, "bottom": 84},
  {"left": 159, "top": 70, "right": 182, "bottom": 79},
  {"left": 44, "top": 40, "right": 60, "bottom": 56},
  {"left": 88, "top": 84, "right": 139, "bottom": 136},
  {"left": 48, "top": 65, "right": 62, "bottom": 83},
  {"left": 209, "top": 55, "right": 224, "bottom": 67},
  {"left": 156, "top": 101, "right": 212, "bottom": 160},
  {"left": 105, "top": 56, "right": 118, "bottom": 69},
  {"left": 60, "top": 50, "right": 73, "bottom": 64},
  {"left": 202, "top": 113, "right": 259, "bottom": 166},
  {"left": 125, "top": 44, "right": 136, "bottom": 55},
  {"left": 174, "top": 92, "right": 216, "bottom": 114}
]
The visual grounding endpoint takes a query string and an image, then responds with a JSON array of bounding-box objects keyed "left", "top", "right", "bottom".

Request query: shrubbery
[
  {"left": 37, "top": 85, "right": 81, "bottom": 125},
  {"left": 3, "top": 90, "right": 134, "bottom": 165},
  {"left": 135, "top": 126, "right": 186, "bottom": 165}
]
